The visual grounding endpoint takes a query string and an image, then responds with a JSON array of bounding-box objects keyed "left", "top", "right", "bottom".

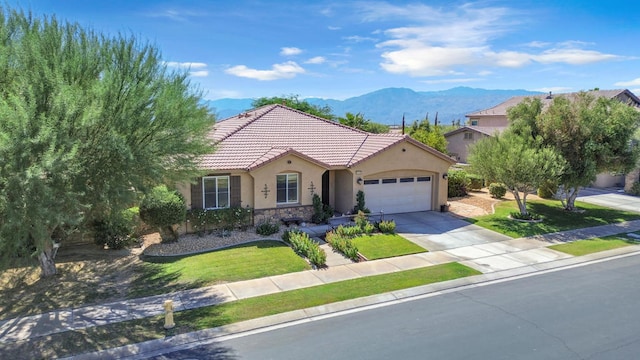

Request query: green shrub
[
  {"left": 488, "top": 183, "right": 507, "bottom": 199},
  {"left": 377, "top": 220, "right": 396, "bottom": 234},
  {"left": 256, "top": 221, "right": 280, "bottom": 236},
  {"left": 139, "top": 185, "right": 186, "bottom": 242},
  {"left": 307, "top": 246, "right": 327, "bottom": 267},
  {"left": 335, "top": 225, "right": 362, "bottom": 238},
  {"left": 363, "top": 222, "right": 375, "bottom": 235},
  {"left": 447, "top": 170, "right": 469, "bottom": 198},
  {"left": 353, "top": 190, "right": 370, "bottom": 213},
  {"left": 92, "top": 209, "right": 136, "bottom": 250},
  {"left": 186, "top": 206, "right": 253, "bottom": 235},
  {"left": 537, "top": 179, "right": 558, "bottom": 199},
  {"left": 467, "top": 174, "right": 484, "bottom": 191},
  {"left": 311, "top": 194, "right": 333, "bottom": 224},
  {"left": 282, "top": 229, "right": 303, "bottom": 244},
  {"left": 629, "top": 182, "right": 640, "bottom": 196},
  {"left": 287, "top": 231, "right": 326, "bottom": 267},
  {"left": 354, "top": 210, "right": 368, "bottom": 230},
  {"left": 325, "top": 230, "right": 359, "bottom": 261},
  {"left": 510, "top": 212, "right": 541, "bottom": 221}
]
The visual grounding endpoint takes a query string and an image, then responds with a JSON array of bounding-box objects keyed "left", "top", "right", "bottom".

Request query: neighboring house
[
  {"left": 445, "top": 89, "right": 640, "bottom": 187},
  {"left": 179, "top": 104, "right": 455, "bottom": 225},
  {"left": 444, "top": 126, "right": 504, "bottom": 162}
]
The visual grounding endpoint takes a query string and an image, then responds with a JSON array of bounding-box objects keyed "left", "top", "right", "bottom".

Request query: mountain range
[{"left": 206, "top": 87, "right": 542, "bottom": 125}]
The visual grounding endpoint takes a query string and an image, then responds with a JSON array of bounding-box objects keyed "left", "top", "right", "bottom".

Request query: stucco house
[
  {"left": 179, "top": 104, "right": 455, "bottom": 225},
  {"left": 445, "top": 89, "right": 640, "bottom": 187}
]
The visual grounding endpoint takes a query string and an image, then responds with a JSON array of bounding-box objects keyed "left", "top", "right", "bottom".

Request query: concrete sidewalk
[{"left": 2, "top": 218, "right": 640, "bottom": 348}]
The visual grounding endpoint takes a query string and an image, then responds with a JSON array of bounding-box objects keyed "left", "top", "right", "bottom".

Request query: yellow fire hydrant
[{"left": 163, "top": 300, "right": 175, "bottom": 329}]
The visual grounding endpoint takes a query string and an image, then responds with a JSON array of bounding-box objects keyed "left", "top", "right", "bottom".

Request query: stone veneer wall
[{"left": 253, "top": 205, "right": 314, "bottom": 225}]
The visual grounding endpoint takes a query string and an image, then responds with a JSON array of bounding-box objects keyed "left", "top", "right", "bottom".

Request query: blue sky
[{"left": 9, "top": 0, "right": 640, "bottom": 100}]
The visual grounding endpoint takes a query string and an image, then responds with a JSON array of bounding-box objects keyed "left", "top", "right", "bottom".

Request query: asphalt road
[{"left": 147, "top": 254, "right": 640, "bottom": 360}]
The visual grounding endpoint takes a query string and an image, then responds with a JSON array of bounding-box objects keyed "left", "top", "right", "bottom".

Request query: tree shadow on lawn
[
  {"left": 467, "top": 200, "right": 640, "bottom": 238},
  {"left": 0, "top": 244, "right": 142, "bottom": 320},
  {"left": 0, "top": 312, "right": 237, "bottom": 360}
]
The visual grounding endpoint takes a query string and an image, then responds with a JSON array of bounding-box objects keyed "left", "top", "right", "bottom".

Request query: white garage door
[{"left": 363, "top": 176, "right": 432, "bottom": 214}]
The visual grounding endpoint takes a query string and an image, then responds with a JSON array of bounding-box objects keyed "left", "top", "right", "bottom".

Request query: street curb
[{"left": 63, "top": 245, "right": 640, "bottom": 360}]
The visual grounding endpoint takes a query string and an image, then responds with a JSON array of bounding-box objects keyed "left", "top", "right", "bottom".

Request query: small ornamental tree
[
  {"left": 139, "top": 186, "right": 186, "bottom": 242},
  {"left": 469, "top": 131, "right": 564, "bottom": 216}
]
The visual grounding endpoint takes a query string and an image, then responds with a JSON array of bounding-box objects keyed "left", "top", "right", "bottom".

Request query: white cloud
[
  {"left": 343, "top": 35, "right": 377, "bottom": 43},
  {"left": 225, "top": 61, "right": 305, "bottom": 81},
  {"left": 305, "top": 56, "right": 326, "bottom": 64},
  {"left": 379, "top": 43, "right": 481, "bottom": 76},
  {"left": 165, "top": 62, "right": 209, "bottom": 77},
  {"left": 533, "top": 48, "right": 619, "bottom": 65},
  {"left": 371, "top": 3, "right": 622, "bottom": 77},
  {"left": 524, "top": 41, "right": 551, "bottom": 48},
  {"left": 189, "top": 70, "right": 209, "bottom": 77},
  {"left": 145, "top": 8, "right": 205, "bottom": 21},
  {"left": 534, "top": 87, "right": 573, "bottom": 94},
  {"left": 615, "top": 78, "right": 640, "bottom": 87},
  {"left": 422, "top": 78, "right": 481, "bottom": 84},
  {"left": 165, "top": 61, "right": 208, "bottom": 69},
  {"left": 280, "top": 47, "right": 302, "bottom": 56}
]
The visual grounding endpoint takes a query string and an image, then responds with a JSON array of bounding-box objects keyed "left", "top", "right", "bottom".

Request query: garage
[{"left": 363, "top": 176, "right": 432, "bottom": 214}]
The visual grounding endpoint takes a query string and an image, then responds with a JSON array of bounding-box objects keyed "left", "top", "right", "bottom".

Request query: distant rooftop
[{"left": 466, "top": 89, "right": 640, "bottom": 117}]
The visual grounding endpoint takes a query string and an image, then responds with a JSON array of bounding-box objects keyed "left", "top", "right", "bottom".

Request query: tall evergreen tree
[{"left": 0, "top": 8, "right": 214, "bottom": 276}]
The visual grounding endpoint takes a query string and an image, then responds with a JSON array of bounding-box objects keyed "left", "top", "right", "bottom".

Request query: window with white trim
[
  {"left": 203, "top": 176, "right": 230, "bottom": 209},
  {"left": 277, "top": 173, "right": 298, "bottom": 204}
]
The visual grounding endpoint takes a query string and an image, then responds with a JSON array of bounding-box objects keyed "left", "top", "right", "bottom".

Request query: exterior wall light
[
  {"left": 442, "top": 173, "right": 448, "bottom": 180},
  {"left": 357, "top": 177, "right": 363, "bottom": 185}
]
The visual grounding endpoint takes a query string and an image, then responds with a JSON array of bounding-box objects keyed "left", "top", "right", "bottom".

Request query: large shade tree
[
  {"left": 0, "top": 8, "right": 214, "bottom": 277},
  {"left": 508, "top": 94, "right": 640, "bottom": 210},
  {"left": 407, "top": 119, "right": 448, "bottom": 153},
  {"left": 338, "top": 112, "right": 389, "bottom": 133}
]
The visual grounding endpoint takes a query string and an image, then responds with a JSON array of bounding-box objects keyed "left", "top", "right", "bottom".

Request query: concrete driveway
[
  {"left": 577, "top": 187, "right": 640, "bottom": 213},
  {"left": 384, "top": 211, "right": 512, "bottom": 251}
]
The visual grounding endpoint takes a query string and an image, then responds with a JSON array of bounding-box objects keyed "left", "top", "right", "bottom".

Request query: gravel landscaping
[{"left": 142, "top": 227, "right": 287, "bottom": 257}]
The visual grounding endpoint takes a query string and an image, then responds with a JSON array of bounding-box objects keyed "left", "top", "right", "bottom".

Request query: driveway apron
[{"left": 386, "top": 211, "right": 512, "bottom": 251}]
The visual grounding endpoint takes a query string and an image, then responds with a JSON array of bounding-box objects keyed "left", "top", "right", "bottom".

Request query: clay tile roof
[
  {"left": 466, "top": 89, "right": 640, "bottom": 117},
  {"left": 198, "top": 104, "right": 452, "bottom": 171},
  {"left": 444, "top": 126, "right": 506, "bottom": 137}
]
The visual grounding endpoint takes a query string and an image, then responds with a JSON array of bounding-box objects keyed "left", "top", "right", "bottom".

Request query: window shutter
[
  {"left": 230, "top": 176, "right": 241, "bottom": 207},
  {"left": 191, "top": 178, "right": 203, "bottom": 209}
]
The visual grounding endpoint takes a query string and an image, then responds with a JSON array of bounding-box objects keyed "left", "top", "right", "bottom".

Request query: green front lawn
[
  {"left": 130, "top": 240, "right": 310, "bottom": 298},
  {"left": 17, "top": 262, "right": 480, "bottom": 359},
  {"left": 469, "top": 199, "right": 640, "bottom": 238},
  {"left": 549, "top": 235, "right": 638, "bottom": 256},
  {"left": 352, "top": 233, "right": 426, "bottom": 260}
]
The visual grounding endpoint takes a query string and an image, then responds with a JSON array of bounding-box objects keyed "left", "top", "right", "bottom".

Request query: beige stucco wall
[
  {"left": 592, "top": 173, "right": 625, "bottom": 188},
  {"left": 445, "top": 131, "right": 489, "bottom": 163},
  {"left": 178, "top": 172, "right": 254, "bottom": 210},
  {"left": 351, "top": 140, "right": 453, "bottom": 210},
  {"left": 468, "top": 115, "right": 508, "bottom": 127},
  {"left": 334, "top": 169, "right": 354, "bottom": 214},
  {"left": 250, "top": 154, "right": 326, "bottom": 210},
  {"left": 175, "top": 182, "right": 192, "bottom": 209}
]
